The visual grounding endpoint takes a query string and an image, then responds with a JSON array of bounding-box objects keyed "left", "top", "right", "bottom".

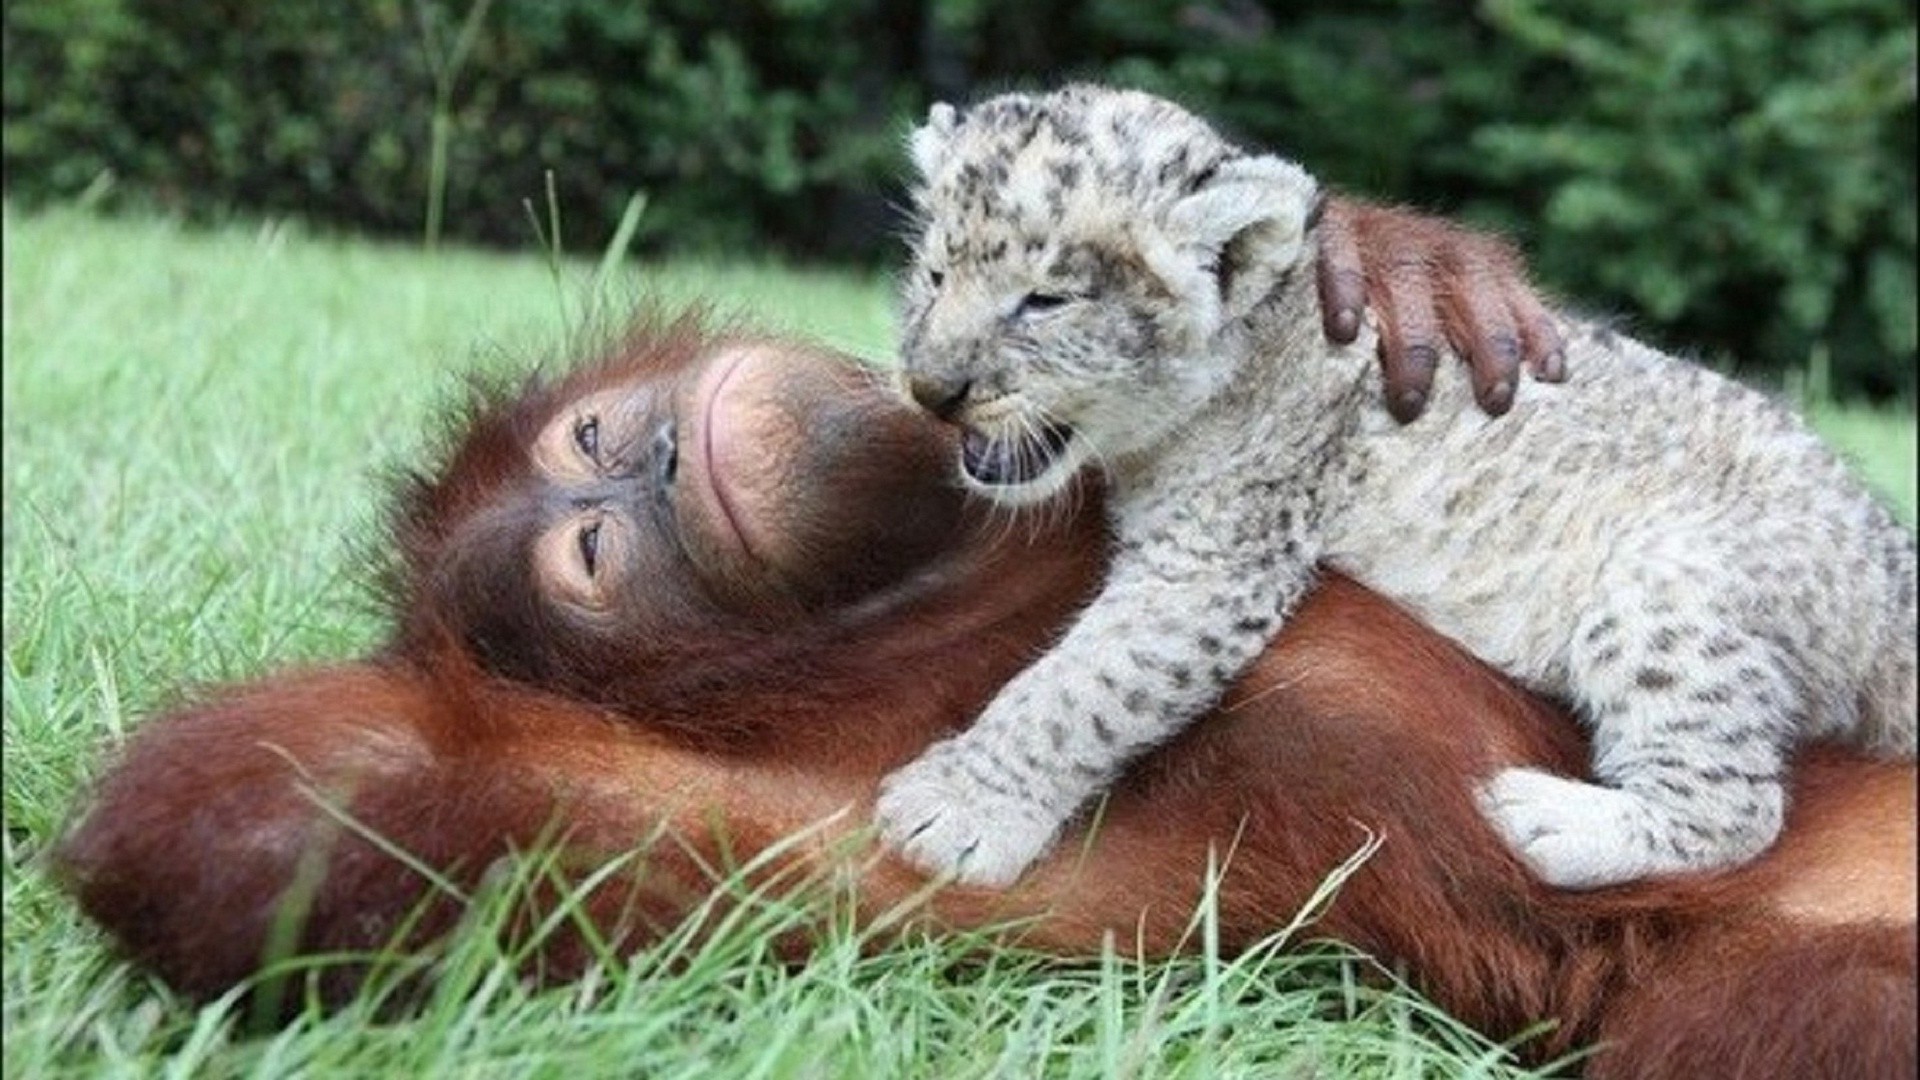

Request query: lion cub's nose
[{"left": 907, "top": 373, "right": 973, "bottom": 423}]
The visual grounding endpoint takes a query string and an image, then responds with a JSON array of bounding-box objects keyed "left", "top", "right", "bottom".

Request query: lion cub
[{"left": 873, "top": 84, "right": 1916, "bottom": 889}]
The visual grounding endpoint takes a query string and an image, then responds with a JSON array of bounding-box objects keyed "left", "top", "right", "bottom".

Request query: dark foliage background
[{"left": 6, "top": 0, "right": 1914, "bottom": 398}]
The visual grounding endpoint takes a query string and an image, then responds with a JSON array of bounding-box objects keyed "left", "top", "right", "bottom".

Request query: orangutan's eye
[
  {"left": 573, "top": 416, "right": 601, "bottom": 463},
  {"left": 577, "top": 520, "right": 602, "bottom": 576}
]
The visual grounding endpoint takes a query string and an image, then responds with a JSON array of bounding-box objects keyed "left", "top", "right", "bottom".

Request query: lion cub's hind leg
[{"left": 1477, "top": 586, "right": 1798, "bottom": 890}]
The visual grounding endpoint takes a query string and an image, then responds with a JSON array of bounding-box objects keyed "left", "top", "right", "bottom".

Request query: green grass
[
  {"left": 4, "top": 204, "right": 1913, "bottom": 1079},
  {"left": 1800, "top": 401, "right": 1917, "bottom": 522}
]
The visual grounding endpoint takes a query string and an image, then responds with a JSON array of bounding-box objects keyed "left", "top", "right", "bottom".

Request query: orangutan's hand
[{"left": 1315, "top": 196, "right": 1567, "bottom": 424}]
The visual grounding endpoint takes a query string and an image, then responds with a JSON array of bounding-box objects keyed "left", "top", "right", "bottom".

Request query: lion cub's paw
[
  {"left": 875, "top": 744, "right": 1063, "bottom": 887},
  {"left": 1476, "top": 767, "right": 1663, "bottom": 890}
]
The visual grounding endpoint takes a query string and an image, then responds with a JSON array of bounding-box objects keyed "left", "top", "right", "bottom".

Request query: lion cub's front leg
[{"left": 875, "top": 528, "right": 1316, "bottom": 886}]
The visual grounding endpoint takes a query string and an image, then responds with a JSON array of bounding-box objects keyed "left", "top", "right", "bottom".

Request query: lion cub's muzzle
[
  {"left": 903, "top": 369, "right": 1079, "bottom": 495},
  {"left": 959, "top": 420, "right": 1075, "bottom": 487}
]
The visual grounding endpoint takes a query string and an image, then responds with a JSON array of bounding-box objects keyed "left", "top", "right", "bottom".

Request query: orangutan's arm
[{"left": 51, "top": 666, "right": 716, "bottom": 1009}]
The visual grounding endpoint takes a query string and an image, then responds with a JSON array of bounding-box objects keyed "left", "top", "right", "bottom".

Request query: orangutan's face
[{"left": 391, "top": 325, "right": 981, "bottom": 715}]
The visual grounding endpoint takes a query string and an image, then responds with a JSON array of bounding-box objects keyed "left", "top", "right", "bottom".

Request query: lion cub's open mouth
[{"left": 959, "top": 420, "right": 1075, "bottom": 487}]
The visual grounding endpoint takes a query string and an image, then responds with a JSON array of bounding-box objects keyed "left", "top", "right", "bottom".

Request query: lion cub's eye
[
  {"left": 1016, "top": 292, "right": 1071, "bottom": 317},
  {"left": 928, "top": 269, "right": 946, "bottom": 289},
  {"left": 573, "top": 415, "right": 601, "bottom": 463}
]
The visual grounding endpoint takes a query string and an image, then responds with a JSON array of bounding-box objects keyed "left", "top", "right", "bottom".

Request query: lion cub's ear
[
  {"left": 909, "top": 102, "right": 962, "bottom": 181},
  {"left": 1164, "top": 155, "right": 1318, "bottom": 319}
]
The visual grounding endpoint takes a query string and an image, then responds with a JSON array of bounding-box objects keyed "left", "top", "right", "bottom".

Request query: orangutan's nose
[{"left": 907, "top": 372, "right": 973, "bottom": 423}]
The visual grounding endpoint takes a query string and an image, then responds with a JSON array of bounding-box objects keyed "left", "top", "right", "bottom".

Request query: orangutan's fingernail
[{"left": 1390, "top": 388, "right": 1426, "bottom": 424}]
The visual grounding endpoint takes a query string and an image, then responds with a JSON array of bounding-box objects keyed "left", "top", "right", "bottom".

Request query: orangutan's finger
[
  {"left": 1314, "top": 199, "right": 1366, "bottom": 345},
  {"left": 1440, "top": 245, "right": 1524, "bottom": 417},
  {"left": 1508, "top": 282, "right": 1568, "bottom": 383},
  {"left": 1375, "top": 259, "right": 1444, "bottom": 424}
]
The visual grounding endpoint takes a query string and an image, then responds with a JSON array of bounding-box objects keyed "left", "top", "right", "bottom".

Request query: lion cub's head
[{"left": 899, "top": 84, "right": 1319, "bottom": 506}]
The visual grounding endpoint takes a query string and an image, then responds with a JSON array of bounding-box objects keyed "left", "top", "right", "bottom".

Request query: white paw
[
  {"left": 1475, "top": 768, "right": 1660, "bottom": 890},
  {"left": 874, "top": 745, "right": 1064, "bottom": 887}
]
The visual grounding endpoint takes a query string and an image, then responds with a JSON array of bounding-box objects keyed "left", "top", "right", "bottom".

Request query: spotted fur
[{"left": 873, "top": 84, "right": 1918, "bottom": 889}]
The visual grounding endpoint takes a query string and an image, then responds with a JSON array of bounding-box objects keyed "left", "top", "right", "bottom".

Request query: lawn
[{"left": 4, "top": 205, "right": 1913, "bottom": 1079}]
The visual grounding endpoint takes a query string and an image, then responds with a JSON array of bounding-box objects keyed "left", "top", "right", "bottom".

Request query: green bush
[
  {"left": 1473, "top": 0, "right": 1916, "bottom": 398},
  {"left": 5, "top": 0, "right": 1913, "bottom": 399},
  {"left": 5, "top": 3, "right": 422, "bottom": 232},
  {"left": 2, "top": 0, "right": 915, "bottom": 257}
]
